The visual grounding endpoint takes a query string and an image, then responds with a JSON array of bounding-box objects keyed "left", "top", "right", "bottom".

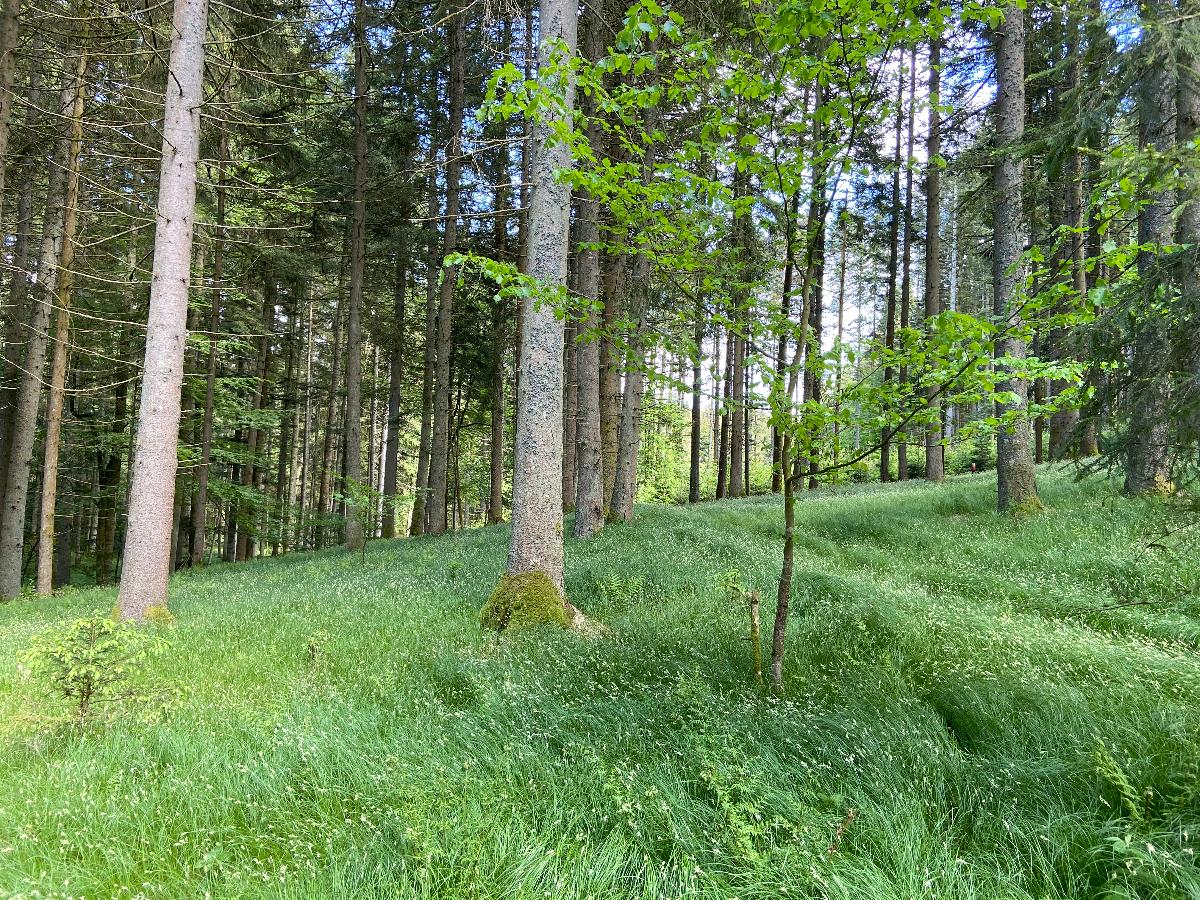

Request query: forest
[{"left": 0, "top": 0, "right": 1198, "bottom": 895}]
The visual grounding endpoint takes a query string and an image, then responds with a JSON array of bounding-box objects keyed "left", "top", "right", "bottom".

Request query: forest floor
[{"left": 1, "top": 467, "right": 1199, "bottom": 899}]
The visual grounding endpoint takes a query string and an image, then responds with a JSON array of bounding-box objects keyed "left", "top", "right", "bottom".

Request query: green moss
[{"left": 480, "top": 571, "right": 567, "bottom": 632}]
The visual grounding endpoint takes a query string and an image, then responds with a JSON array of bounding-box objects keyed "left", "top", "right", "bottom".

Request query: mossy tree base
[{"left": 481, "top": 572, "right": 569, "bottom": 632}]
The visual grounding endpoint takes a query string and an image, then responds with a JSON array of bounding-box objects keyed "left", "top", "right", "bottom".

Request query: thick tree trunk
[
  {"left": 117, "top": 0, "right": 209, "bottom": 619},
  {"left": 428, "top": 8, "right": 465, "bottom": 535},
  {"left": 992, "top": 3, "right": 1039, "bottom": 512},
  {"left": 36, "top": 50, "right": 87, "bottom": 596},
  {"left": 599, "top": 252, "right": 625, "bottom": 507},
  {"left": 487, "top": 121, "right": 510, "bottom": 526},
  {"left": 505, "top": 0, "right": 577, "bottom": 595},
  {"left": 924, "top": 37, "right": 945, "bottom": 481}
]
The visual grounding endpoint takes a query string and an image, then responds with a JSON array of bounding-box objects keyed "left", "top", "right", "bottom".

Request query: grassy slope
[{"left": 1, "top": 468, "right": 1199, "bottom": 899}]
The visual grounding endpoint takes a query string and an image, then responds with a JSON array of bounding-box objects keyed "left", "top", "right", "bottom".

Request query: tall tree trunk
[
  {"left": 992, "top": 3, "right": 1039, "bottom": 512},
  {"left": 504, "top": 0, "right": 577, "bottom": 601},
  {"left": 317, "top": 300, "right": 343, "bottom": 549},
  {"left": 609, "top": 255, "right": 650, "bottom": 522},
  {"left": 36, "top": 48, "right": 87, "bottom": 595},
  {"left": 0, "top": 60, "right": 78, "bottom": 600},
  {"left": 191, "top": 115, "right": 226, "bottom": 565},
  {"left": 428, "top": 7, "right": 465, "bottom": 535},
  {"left": 1123, "top": 1, "right": 1177, "bottom": 495},
  {"left": 383, "top": 249, "right": 407, "bottom": 538},
  {"left": 880, "top": 63, "right": 904, "bottom": 483},
  {"left": 562, "top": 319, "right": 578, "bottom": 510},
  {"left": 343, "top": 0, "right": 369, "bottom": 551},
  {"left": 0, "top": 30, "right": 37, "bottom": 494},
  {"left": 716, "top": 328, "right": 732, "bottom": 498},
  {"left": 488, "top": 110, "right": 510, "bottom": 526},
  {"left": 410, "top": 227, "right": 439, "bottom": 535},
  {"left": 924, "top": 37, "right": 945, "bottom": 481},
  {"left": 688, "top": 289, "right": 703, "bottom": 504},
  {"left": 117, "top": 0, "right": 209, "bottom": 619},
  {"left": 599, "top": 250, "right": 626, "bottom": 506},
  {"left": 0, "top": 0, "right": 19, "bottom": 209},
  {"left": 572, "top": 3, "right": 605, "bottom": 536},
  {"left": 897, "top": 49, "right": 916, "bottom": 481}
]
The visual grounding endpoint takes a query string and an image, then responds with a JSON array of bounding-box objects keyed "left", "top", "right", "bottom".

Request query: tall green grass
[{"left": 1, "top": 467, "right": 1198, "bottom": 898}]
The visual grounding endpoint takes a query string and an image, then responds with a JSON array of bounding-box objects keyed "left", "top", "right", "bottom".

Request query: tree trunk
[
  {"left": 316, "top": 299, "right": 343, "bottom": 549},
  {"left": 880, "top": 63, "right": 904, "bottom": 483},
  {"left": 562, "top": 320, "right": 578, "bottom": 510},
  {"left": 36, "top": 47, "right": 87, "bottom": 595},
  {"left": 428, "top": 7, "right": 465, "bottom": 535},
  {"left": 609, "top": 255, "right": 650, "bottom": 522},
  {"left": 896, "top": 50, "right": 916, "bottom": 481},
  {"left": 343, "top": 0, "right": 369, "bottom": 551},
  {"left": 190, "top": 107, "right": 226, "bottom": 564},
  {"left": 410, "top": 226, "right": 439, "bottom": 535},
  {"left": 924, "top": 37, "right": 945, "bottom": 481},
  {"left": 117, "top": 0, "right": 209, "bottom": 619},
  {"left": 504, "top": 0, "right": 577, "bottom": 598},
  {"left": 0, "top": 28, "right": 35, "bottom": 494},
  {"left": 383, "top": 249, "right": 407, "bottom": 537},
  {"left": 0, "top": 61, "right": 78, "bottom": 600},
  {"left": 992, "top": 3, "right": 1039, "bottom": 512},
  {"left": 688, "top": 288, "right": 703, "bottom": 504},
  {"left": 0, "top": 0, "right": 19, "bottom": 210}
]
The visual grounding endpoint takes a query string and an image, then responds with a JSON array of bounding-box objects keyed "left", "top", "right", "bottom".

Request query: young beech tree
[{"left": 117, "top": 0, "right": 210, "bottom": 620}]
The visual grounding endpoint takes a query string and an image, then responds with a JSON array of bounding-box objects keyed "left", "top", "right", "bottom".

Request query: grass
[{"left": 1, "top": 467, "right": 1199, "bottom": 899}]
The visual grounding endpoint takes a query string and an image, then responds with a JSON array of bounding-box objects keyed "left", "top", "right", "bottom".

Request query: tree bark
[
  {"left": 506, "top": 0, "right": 577, "bottom": 593},
  {"left": 609, "top": 255, "right": 650, "bottom": 522},
  {"left": 383, "top": 249, "right": 407, "bottom": 537},
  {"left": 924, "top": 37, "right": 945, "bottom": 481},
  {"left": 0, "top": 60, "right": 78, "bottom": 600},
  {"left": 880, "top": 63, "right": 904, "bottom": 483},
  {"left": 688, "top": 289, "right": 703, "bottom": 504},
  {"left": 992, "top": 3, "right": 1039, "bottom": 512},
  {"left": 36, "top": 47, "right": 87, "bottom": 595},
  {"left": 1123, "top": 1, "right": 1177, "bottom": 495},
  {"left": 117, "top": 0, "right": 209, "bottom": 619},
  {"left": 428, "top": 7, "right": 465, "bottom": 535},
  {"left": 897, "top": 49, "right": 916, "bottom": 481},
  {"left": 343, "top": 0, "right": 369, "bottom": 551}
]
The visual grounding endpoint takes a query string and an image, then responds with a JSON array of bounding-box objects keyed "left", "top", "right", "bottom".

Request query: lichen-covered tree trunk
[
  {"left": 427, "top": 8, "right": 465, "bottom": 536},
  {"left": 117, "top": 0, "right": 209, "bottom": 619},
  {"left": 992, "top": 3, "right": 1039, "bottom": 512},
  {"left": 499, "top": 0, "right": 577, "bottom": 618},
  {"left": 343, "top": 0, "right": 369, "bottom": 551}
]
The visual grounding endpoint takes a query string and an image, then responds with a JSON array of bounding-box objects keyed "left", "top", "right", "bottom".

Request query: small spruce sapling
[{"left": 21, "top": 615, "right": 169, "bottom": 723}]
